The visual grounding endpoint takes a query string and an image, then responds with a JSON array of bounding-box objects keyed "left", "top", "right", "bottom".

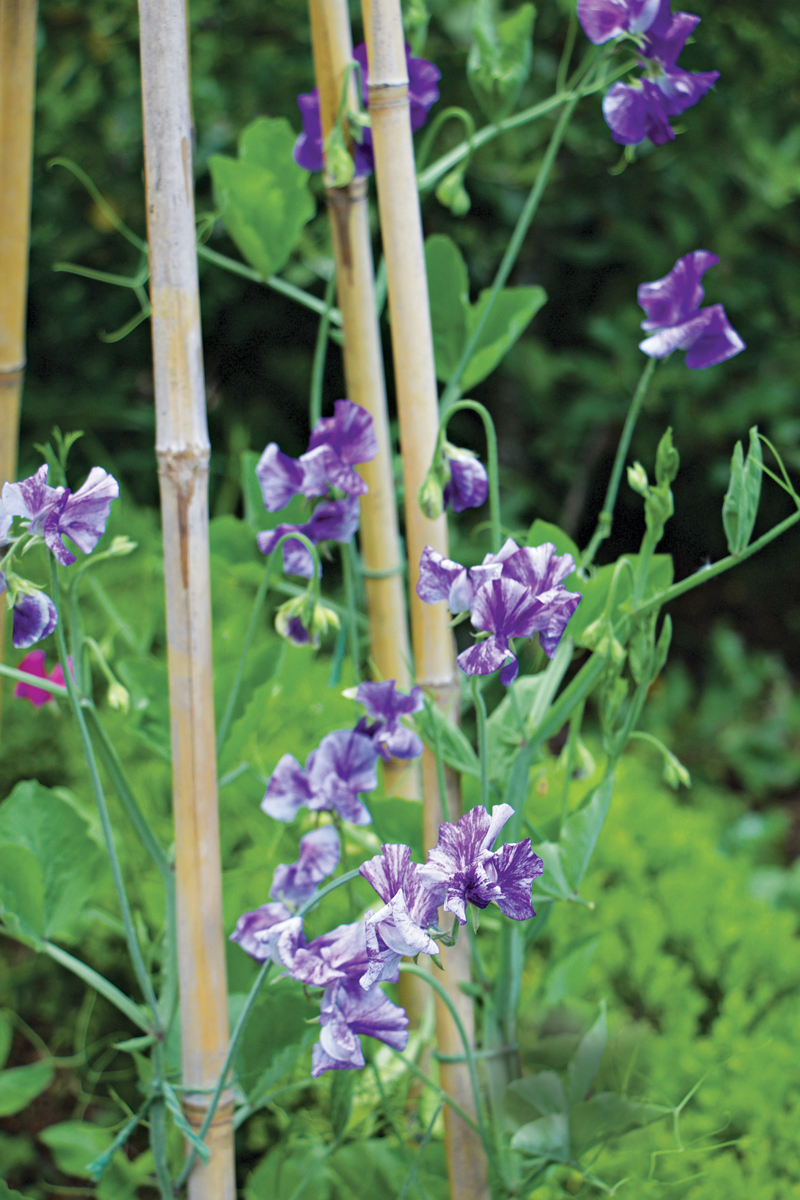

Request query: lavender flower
[
  {"left": 12, "top": 591, "right": 58, "bottom": 650},
  {"left": 0, "top": 500, "right": 12, "bottom": 546},
  {"left": 229, "top": 901, "right": 298, "bottom": 962},
  {"left": 578, "top": 0, "right": 719, "bottom": 146},
  {"left": 420, "top": 804, "right": 543, "bottom": 925},
  {"left": 637, "top": 251, "right": 745, "bottom": 368},
  {"left": 13, "top": 650, "right": 68, "bottom": 708},
  {"left": 262, "top": 728, "right": 379, "bottom": 825},
  {"left": 352, "top": 680, "right": 425, "bottom": 762},
  {"left": 443, "top": 448, "right": 489, "bottom": 514},
  {"left": 293, "top": 43, "right": 441, "bottom": 176},
  {"left": 270, "top": 825, "right": 341, "bottom": 906},
  {"left": 358, "top": 844, "right": 444, "bottom": 988},
  {"left": 276, "top": 920, "right": 370, "bottom": 989},
  {"left": 257, "top": 495, "right": 361, "bottom": 578},
  {"left": 2, "top": 465, "right": 119, "bottom": 566},
  {"left": 311, "top": 979, "right": 409, "bottom": 1077}
]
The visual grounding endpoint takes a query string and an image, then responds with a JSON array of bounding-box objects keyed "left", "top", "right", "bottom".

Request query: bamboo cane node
[
  {"left": 155, "top": 445, "right": 211, "bottom": 488},
  {"left": 181, "top": 1088, "right": 236, "bottom": 1129},
  {"left": 366, "top": 82, "right": 409, "bottom": 111}
]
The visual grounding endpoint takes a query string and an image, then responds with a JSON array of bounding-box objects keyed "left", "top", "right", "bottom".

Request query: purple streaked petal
[
  {"left": 309, "top": 729, "right": 379, "bottom": 796},
  {"left": 256, "top": 443, "right": 307, "bottom": 511},
  {"left": 312, "top": 979, "right": 409, "bottom": 1076},
  {"left": 261, "top": 754, "right": 316, "bottom": 822},
  {"left": 443, "top": 861, "right": 500, "bottom": 924},
  {"left": 641, "top": 10, "right": 700, "bottom": 69},
  {"left": 578, "top": 0, "right": 660, "bottom": 44},
  {"left": 537, "top": 589, "right": 583, "bottom": 657},
  {"left": 229, "top": 902, "right": 294, "bottom": 961},
  {"left": 12, "top": 592, "right": 58, "bottom": 649},
  {"left": 305, "top": 494, "right": 361, "bottom": 544},
  {"left": 638, "top": 249, "right": 719, "bottom": 331},
  {"left": 443, "top": 455, "right": 489, "bottom": 513},
  {"left": 652, "top": 65, "right": 720, "bottom": 118},
  {"left": 270, "top": 825, "right": 341, "bottom": 905},
  {"left": 293, "top": 91, "right": 324, "bottom": 172},
  {"left": 457, "top": 634, "right": 513, "bottom": 679},
  {"left": 423, "top": 804, "right": 504, "bottom": 881},
  {"left": 0, "top": 499, "right": 12, "bottom": 546},
  {"left": 307, "top": 399, "right": 379, "bottom": 467},
  {"left": 54, "top": 467, "right": 119, "bottom": 557},
  {"left": 299, "top": 444, "right": 368, "bottom": 499},
  {"left": 500, "top": 656, "right": 520, "bottom": 686},
  {"left": 681, "top": 304, "right": 745, "bottom": 369},
  {"left": 470, "top": 576, "right": 544, "bottom": 638},
  {"left": 407, "top": 48, "right": 441, "bottom": 131},
  {"left": 2, "top": 465, "right": 65, "bottom": 533},
  {"left": 373, "top": 722, "right": 424, "bottom": 761},
  {"left": 501, "top": 543, "right": 577, "bottom": 593},
  {"left": 360, "top": 843, "right": 412, "bottom": 905},
  {"left": 355, "top": 680, "right": 425, "bottom": 722},
  {"left": 489, "top": 840, "right": 543, "bottom": 921}
]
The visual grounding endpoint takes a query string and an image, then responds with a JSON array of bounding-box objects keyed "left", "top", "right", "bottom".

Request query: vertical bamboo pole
[
  {"left": 137, "top": 3, "right": 234, "bottom": 1197},
  {"left": 308, "top": 0, "right": 417, "bottom": 801},
  {"left": 359, "top": 1, "right": 490, "bottom": 1194},
  {"left": 0, "top": 0, "right": 38, "bottom": 726}
]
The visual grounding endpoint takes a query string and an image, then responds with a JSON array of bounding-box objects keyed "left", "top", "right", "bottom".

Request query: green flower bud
[
  {"left": 323, "top": 126, "right": 355, "bottom": 188},
  {"left": 627, "top": 462, "right": 649, "bottom": 497},
  {"left": 418, "top": 469, "right": 446, "bottom": 520},
  {"left": 655, "top": 427, "right": 680, "bottom": 486}
]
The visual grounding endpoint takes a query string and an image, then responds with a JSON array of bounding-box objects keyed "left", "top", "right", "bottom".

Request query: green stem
[
  {"left": 0, "top": 661, "right": 67, "bottom": 697},
  {"left": 50, "top": 561, "right": 161, "bottom": 1026},
  {"left": 415, "top": 106, "right": 475, "bottom": 174},
  {"left": 196, "top": 243, "right": 344, "bottom": 326},
  {"left": 632, "top": 508, "right": 800, "bottom": 617},
  {"left": 559, "top": 698, "right": 585, "bottom": 834},
  {"left": 527, "top": 650, "right": 607, "bottom": 756},
  {"left": 217, "top": 555, "right": 274, "bottom": 753},
  {"left": 556, "top": 9, "right": 578, "bottom": 94},
  {"left": 149, "top": 1042, "right": 174, "bottom": 1200},
  {"left": 39, "top": 941, "right": 150, "bottom": 1031},
  {"left": 389, "top": 1050, "right": 483, "bottom": 1139},
  {"left": 436, "top": 399, "right": 501, "bottom": 552},
  {"left": 309, "top": 274, "right": 337, "bottom": 428},
  {"left": 439, "top": 94, "right": 581, "bottom": 412},
  {"left": 472, "top": 676, "right": 490, "bottom": 811},
  {"left": 579, "top": 356, "right": 657, "bottom": 570},
  {"left": 342, "top": 541, "right": 361, "bottom": 686}
]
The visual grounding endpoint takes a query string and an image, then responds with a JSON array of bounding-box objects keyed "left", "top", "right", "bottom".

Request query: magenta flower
[
  {"left": 637, "top": 251, "right": 745, "bottom": 368},
  {"left": 13, "top": 650, "right": 69, "bottom": 707},
  {"left": 2, "top": 465, "right": 119, "bottom": 567},
  {"left": 270, "top": 825, "right": 341, "bottom": 906},
  {"left": 353, "top": 680, "right": 425, "bottom": 762},
  {"left": 359, "top": 843, "right": 444, "bottom": 988},
  {"left": 420, "top": 804, "right": 543, "bottom": 925},
  {"left": 261, "top": 728, "right": 379, "bottom": 825},
  {"left": 293, "top": 43, "right": 440, "bottom": 176},
  {"left": 311, "top": 978, "right": 409, "bottom": 1077},
  {"left": 577, "top": 0, "right": 719, "bottom": 145}
]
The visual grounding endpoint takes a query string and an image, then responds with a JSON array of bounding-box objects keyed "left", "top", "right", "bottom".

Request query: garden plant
[{"left": 0, "top": 0, "right": 798, "bottom": 1198}]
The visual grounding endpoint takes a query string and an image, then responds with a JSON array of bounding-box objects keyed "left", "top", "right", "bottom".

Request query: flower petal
[
  {"left": 12, "top": 592, "right": 58, "bottom": 650},
  {"left": 261, "top": 753, "right": 316, "bottom": 822},
  {"left": 256, "top": 443, "right": 307, "bottom": 511}
]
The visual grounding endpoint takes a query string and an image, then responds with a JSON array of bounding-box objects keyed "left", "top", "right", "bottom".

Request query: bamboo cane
[
  {"left": 308, "top": 0, "right": 418, "bottom": 802},
  {"left": 137, "top": 3, "right": 234, "bottom": 1196},
  {"left": 358, "top": 1, "right": 490, "bottom": 1194},
  {"left": 0, "top": 0, "right": 38, "bottom": 728}
]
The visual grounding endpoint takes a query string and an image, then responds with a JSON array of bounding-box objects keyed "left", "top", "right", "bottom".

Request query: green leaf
[
  {"left": 245, "top": 1142, "right": 333, "bottom": 1200},
  {"left": 0, "top": 845, "right": 45, "bottom": 942},
  {"left": 569, "top": 1092, "right": 665, "bottom": 1156},
  {"left": 0, "top": 1180, "right": 28, "bottom": 1200},
  {"left": 425, "top": 234, "right": 546, "bottom": 389},
  {"left": 0, "top": 1062, "right": 54, "bottom": 1117},
  {"left": 369, "top": 796, "right": 424, "bottom": 863},
  {"left": 531, "top": 774, "right": 614, "bottom": 902},
  {"left": 231, "top": 980, "right": 318, "bottom": 1101},
  {"left": 504, "top": 1071, "right": 567, "bottom": 1130},
  {"left": 567, "top": 554, "right": 674, "bottom": 646},
  {"left": 209, "top": 117, "right": 315, "bottom": 280},
  {"left": 510, "top": 1111, "right": 570, "bottom": 1160},
  {"left": 38, "top": 1121, "right": 113, "bottom": 1177},
  {"left": 467, "top": 0, "right": 536, "bottom": 122},
  {"left": 0, "top": 1012, "right": 11, "bottom": 1071},
  {"left": 722, "top": 425, "right": 763, "bottom": 555},
  {"left": 567, "top": 1003, "right": 607, "bottom": 1107},
  {"left": 414, "top": 700, "right": 480, "bottom": 778},
  {"left": 329, "top": 1071, "right": 354, "bottom": 1140},
  {"left": 542, "top": 934, "right": 600, "bottom": 1006},
  {"left": 0, "top": 782, "right": 103, "bottom": 939}
]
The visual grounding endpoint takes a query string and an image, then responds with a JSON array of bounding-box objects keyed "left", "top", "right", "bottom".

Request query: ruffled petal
[{"left": 12, "top": 592, "right": 58, "bottom": 649}]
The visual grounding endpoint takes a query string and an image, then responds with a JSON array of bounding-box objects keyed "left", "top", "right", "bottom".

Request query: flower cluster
[
  {"left": 1, "top": 465, "right": 118, "bottom": 649},
  {"left": 637, "top": 250, "right": 745, "bottom": 370},
  {"left": 261, "top": 679, "right": 424, "bottom": 826},
  {"left": 578, "top": 0, "right": 719, "bottom": 145},
  {"left": 293, "top": 43, "right": 441, "bottom": 177},
  {"left": 232, "top": 803, "right": 543, "bottom": 1076},
  {"left": 256, "top": 400, "right": 377, "bottom": 578},
  {"left": 417, "top": 538, "right": 582, "bottom": 685}
]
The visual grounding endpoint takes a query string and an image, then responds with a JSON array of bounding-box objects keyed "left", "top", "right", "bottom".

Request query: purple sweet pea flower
[
  {"left": 278, "top": 920, "right": 370, "bottom": 989},
  {"left": 270, "top": 825, "right": 341, "bottom": 906},
  {"left": 0, "top": 499, "right": 12, "bottom": 546},
  {"left": 637, "top": 251, "right": 745, "bottom": 369},
  {"left": 261, "top": 728, "right": 379, "bottom": 825},
  {"left": 420, "top": 803, "right": 543, "bottom": 925},
  {"left": 415, "top": 545, "right": 476, "bottom": 613},
  {"left": 442, "top": 448, "right": 489, "bottom": 514},
  {"left": 293, "top": 44, "right": 440, "bottom": 176},
  {"left": 353, "top": 680, "right": 425, "bottom": 762},
  {"left": 2, "top": 465, "right": 65, "bottom": 537},
  {"left": 257, "top": 494, "right": 361, "bottom": 578},
  {"left": 229, "top": 901, "right": 297, "bottom": 962},
  {"left": 311, "top": 978, "right": 409, "bottom": 1077},
  {"left": 2, "top": 465, "right": 119, "bottom": 567},
  {"left": 12, "top": 591, "right": 58, "bottom": 650},
  {"left": 578, "top": 0, "right": 671, "bottom": 45},
  {"left": 359, "top": 843, "right": 444, "bottom": 988}
]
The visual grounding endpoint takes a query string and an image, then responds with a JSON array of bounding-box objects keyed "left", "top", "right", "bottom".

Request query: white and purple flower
[
  {"left": 637, "top": 250, "right": 745, "bottom": 369},
  {"left": 2, "top": 464, "right": 119, "bottom": 567},
  {"left": 270, "top": 825, "right": 341, "bottom": 907},
  {"left": 261, "top": 728, "right": 379, "bottom": 825},
  {"left": 352, "top": 679, "right": 425, "bottom": 762},
  {"left": 359, "top": 843, "right": 444, "bottom": 989},
  {"left": 312, "top": 978, "right": 410, "bottom": 1077}
]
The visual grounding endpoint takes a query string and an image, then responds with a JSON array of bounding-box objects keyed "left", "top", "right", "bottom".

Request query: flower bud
[
  {"left": 107, "top": 681, "right": 130, "bottom": 713},
  {"left": 418, "top": 470, "right": 445, "bottom": 520},
  {"left": 627, "top": 462, "right": 649, "bottom": 497},
  {"left": 323, "top": 127, "right": 355, "bottom": 188},
  {"left": 655, "top": 427, "right": 680, "bottom": 486}
]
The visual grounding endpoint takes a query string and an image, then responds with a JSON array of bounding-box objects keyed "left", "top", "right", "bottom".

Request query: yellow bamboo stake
[
  {"left": 308, "top": 0, "right": 417, "bottom": 801},
  {"left": 359, "top": 1, "right": 490, "bottom": 1194},
  {"left": 0, "top": 0, "right": 38, "bottom": 725},
  {"left": 137, "top": 2, "right": 234, "bottom": 1196}
]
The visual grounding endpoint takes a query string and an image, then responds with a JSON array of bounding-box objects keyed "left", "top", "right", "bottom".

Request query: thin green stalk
[
  {"left": 632, "top": 508, "right": 800, "bottom": 617},
  {"left": 196, "top": 243, "right": 344, "bottom": 325},
  {"left": 309, "top": 274, "right": 337, "bottom": 428},
  {"left": 559, "top": 698, "right": 585, "bottom": 834},
  {"left": 580, "top": 356, "right": 657, "bottom": 570},
  {"left": 389, "top": 1050, "right": 483, "bottom": 1138},
  {"left": 397, "top": 1100, "right": 443, "bottom": 1200},
  {"left": 40, "top": 942, "right": 150, "bottom": 1031},
  {"left": 527, "top": 650, "right": 607, "bottom": 756},
  {"left": 149, "top": 1043, "right": 174, "bottom": 1200},
  {"left": 472, "top": 676, "right": 490, "bottom": 811},
  {"left": 432, "top": 699, "right": 449, "bottom": 830},
  {"left": 0, "top": 661, "right": 67, "bottom": 697},
  {"left": 342, "top": 541, "right": 361, "bottom": 686},
  {"left": 556, "top": 9, "right": 578, "bottom": 94},
  {"left": 439, "top": 94, "right": 581, "bottom": 413},
  {"left": 436, "top": 399, "right": 501, "bottom": 552},
  {"left": 50, "top": 560, "right": 161, "bottom": 1026}
]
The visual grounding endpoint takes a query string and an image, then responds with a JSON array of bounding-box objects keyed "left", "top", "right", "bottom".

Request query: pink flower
[{"left": 14, "top": 650, "right": 71, "bottom": 708}]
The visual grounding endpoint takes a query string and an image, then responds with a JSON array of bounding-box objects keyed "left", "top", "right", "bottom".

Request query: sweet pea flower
[
  {"left": 443, "top": 447, "right": 489, "bottom": 514},
  {"left": 577, "top": 0, "right": 719, "bottom": 146},
  {"left": 270, "top": 825, "right": 341, "bottom": 906},
  {"left": 293, "top": 43, "right": 440, "bottom": 176},
  {"left": 274, "top": 919, "right": 370, "bottom": 989},
  {"left": 637, "top": 251, "right": 745, "bottom": 369},
  {"left": 359, "top": 843, "right": 444, "bottom": 989},
  {"left": 229, "top": 901, "right": 298, "bottom": 962},
  {"left": 257, "top": 495, "right": 361, "bottom": 578},
  {"left": 311, "top": 978, "right": 409, "bottom": 1077},
  {"left": 352, "top": 680, "right": 425, "bottom": 762},
  {"left": 13, "top": 650, "right": 69, "bottom": 707},
  {"left": 2, "top": 465, "right": 119, "bottom": 567},
  {"left": 261, "top": 728, "right": 379, "bottom": 825},
  {"left": 420, "top": 803, "right": 543, "bottom": 925},
  {"left": 12, "top": 591, "right": 58, "bottom": 650}
]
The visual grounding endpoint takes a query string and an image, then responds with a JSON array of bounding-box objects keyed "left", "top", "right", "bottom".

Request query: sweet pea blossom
[
  {"left": 257, "top": 495, "right": 361, "bottom": 578},
  {"left": 293, "top": 43, "right": 440, "bottom": 176},
  {"left": 637, "top": 251, "right": 745, "bottom": 369},
  {"left": 420, "top": 803, "right": 543, "bottom": 925},
  {"left": 229, "top": 901, "right": 298, "bottom": 962},
  {"left": 13, "top": 650, "right": 68, "bottom": 707},
  {"left": 443, "top": 446, "right": 489, "bottom": 514},
  {"left": 12, "top": 591, "right": 59, "bottom": 650},
  {"left": 262, "top": 728, "right": 379, "bottom": 825},
  {"left": 578, "top": 0, "right": 719, "bottom": 146},
  {"left": 359, "top": 843, "right": 444, "bottom": 989},
  {"left": 2, "top": 465, "right": 119, "bottom": 566},
  {"left": 272, "top": 919, "right": 370, "bottom": 989},
  {"left": 352, "top": 680, "right": 425, "bottom": 762},
  {"left": 270, "top": 825, "right": 341, "bottom": 906},
  {"left": 312, "top": 979, "right": 409, "bottom": 1077}
]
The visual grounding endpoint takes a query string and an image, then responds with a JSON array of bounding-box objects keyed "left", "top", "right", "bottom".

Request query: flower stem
[
  {"left": 216, "top": 555, "right": 274, "bottom": 754},
  {"left": 579, "top": 356, "right": 657, "bottom": 571},
  {"left": 309, "top": 273, "right": 337, "bottom": 428},
  {"left": 50, "top": 559, "right": 161, "bottom": 1027},
  {"left": 40, "top": 941, "right": 150, "bottom": 1031},
  {"left": 436, "top": 399, "right": 501, "bottom": 552},
  {"left": 472, "top": 675, "right": 490, "bottom": 811},
  {"left": 342, "top": 539, "right": 362, "bottom": 686}
]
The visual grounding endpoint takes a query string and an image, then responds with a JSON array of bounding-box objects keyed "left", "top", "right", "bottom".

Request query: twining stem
[
  {"left": 50, "top": 560, "right": 161, "bottom": 1026},
  {"left": 471, "top": 676, "right": 490, "bottom": 811},
  {"left": 342, "top": 540, "right": 362, "bottom": 685},
  {"left": 196, "top": 243, "right": 344, "bottom": 327},
  {"left": 438, "top": 93, "right": 582, "bottom": 413},
  {"left": 580, "top": 356, "right": 657, "bottom": 570},
  {"left": 309, "top": 274, "right": 337, "bottom": 428},
  {"left": 39, "top": 941, "right": 150, "bottom": 1031},
  {"left": 435, "top": 400, "right": 501, "bottom": 552}
]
